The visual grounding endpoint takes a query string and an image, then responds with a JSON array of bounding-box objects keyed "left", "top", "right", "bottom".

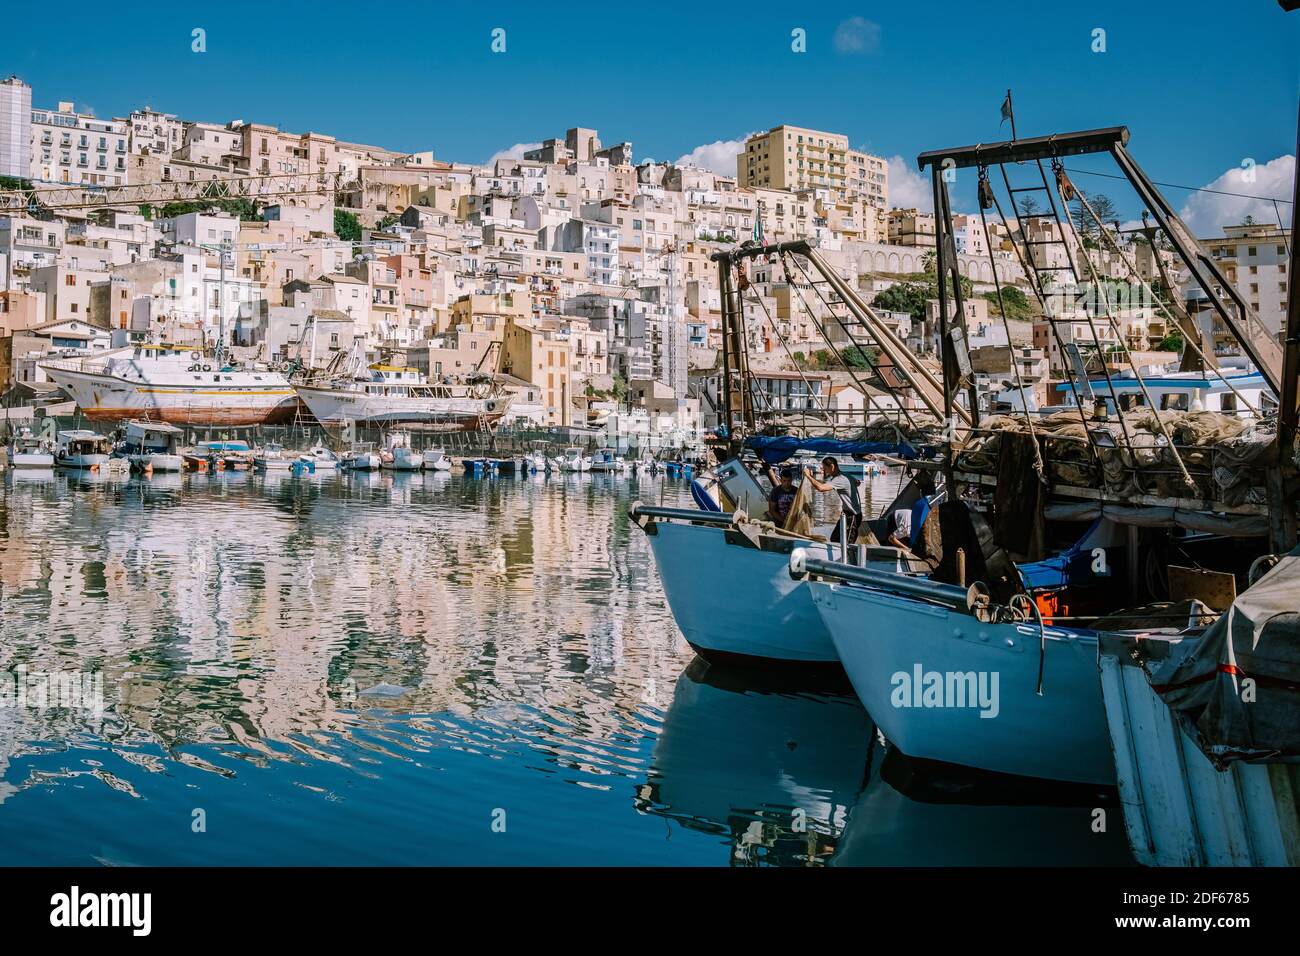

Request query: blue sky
[{"left": 3, "top": 1, "right": 1296, "bottom": 229}]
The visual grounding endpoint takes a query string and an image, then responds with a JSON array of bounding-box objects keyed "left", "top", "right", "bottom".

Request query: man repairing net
[{"left": 803, "top": 457, "right": 863, "bottom": 542}]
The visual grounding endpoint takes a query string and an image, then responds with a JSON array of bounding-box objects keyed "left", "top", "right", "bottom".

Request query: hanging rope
[
  {"left": 1088, "top": 214, "right": 1261, "bottom": 418},
  {"left": 1055, "top": 164, "right": 1198, "bottom": 492},
  {"left": 783, "top": 251, "right": 923, "bottom": 435},
  {"left": 977, "top": 164, "right": 1047, "bottom": 485},
  {"left": 740, "top": 278, "right": 836, "bottom": 428},
  {"left": 988, "top": 168, "right": 1103, "bottom": 466}
]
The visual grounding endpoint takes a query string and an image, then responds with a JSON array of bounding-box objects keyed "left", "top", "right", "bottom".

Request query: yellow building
[
  {"left": 501, "top": 315, "right": 573, "bottom": 427},
  {"left": 737, "top": 125, "right": 888, "bottom": 209}
]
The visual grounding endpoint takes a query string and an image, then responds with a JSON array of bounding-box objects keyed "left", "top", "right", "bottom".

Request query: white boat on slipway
[
  {"left": 295, "top": 364, "right": 511, "bottom": 430},
  {"left": 41, "top": 344, "right": 296, "bottom": 427}
]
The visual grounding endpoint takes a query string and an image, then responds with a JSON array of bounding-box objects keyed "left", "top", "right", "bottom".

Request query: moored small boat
[
  {"left": 55, "top": 430, "right": 112, "bottom": 470},
  {"left": 6, "top": 427, "right": 54, "bottom": 468}
]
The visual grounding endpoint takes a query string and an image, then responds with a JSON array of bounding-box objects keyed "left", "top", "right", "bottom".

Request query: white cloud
[
  {"left": 833, "top": 17, "right": 881, "bottom": 55},
  {"left": 1179, "top": 154, "right": 1294, "bottom": 236},
  {"left": 675, "top": 134, "right": 754, "bottom": 177},
  {"left": 486, "top": 141, "right": 542, "bottom": 165},
  {"left": 885, "top": 155, "right": 933, "bottom": 213}
]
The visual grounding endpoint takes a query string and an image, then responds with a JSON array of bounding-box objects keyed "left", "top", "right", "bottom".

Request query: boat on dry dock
[
  {"left": 294, "top": 362, "right": 511, "bottom": 430},
  {"left": 41, "top": 344, "right": 296, "bottom": 427}
]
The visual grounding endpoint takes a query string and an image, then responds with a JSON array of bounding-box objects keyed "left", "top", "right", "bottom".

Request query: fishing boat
[
  {"left": 253, "top": 442, "right": 295, "bottom": 472},
  {"left": 422, "top": 446, "right": 452, "bottom": 471},
  {"left": 118, "top": 420, "right": 184, "bottom": 473},
  {"left": 590, "top": 449, "right": 628, "bottom": 473},
  {"left": 301, "top": 445, "right": 340, "bottom": 471},
  {"left": 381, "top": 431, "right": 424, "bottom": 471},
  {"left": 631, "top": 451, "right": 931, "bottom": 667},
  {"left": 799, "top": 546, "right": 1117, "bottom": 786},
  {"left": 41, "top": 344, "right": 296, "bottom": 426},
  {"left": 341, "top": 442, "right": 381, "bottom": 471},
  {"left": 54, "top": 429, "right": 112, "bottom": 469},
  {"left": 295, "top": 362, "right": 511, "bottom": 430},
  {"left": 6, "top": 427, "right": 54, "bottom": 468},
  {"left": 559, "top": 447, "right": 591, "bottom": 472},
  {"left": 182, "top": 439, "right": 252, "bottom": 471}
]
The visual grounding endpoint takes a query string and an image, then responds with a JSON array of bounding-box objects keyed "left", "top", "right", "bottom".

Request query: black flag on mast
[{"left": 1000, "top": 91, "right": 1013, "bottom": 126}]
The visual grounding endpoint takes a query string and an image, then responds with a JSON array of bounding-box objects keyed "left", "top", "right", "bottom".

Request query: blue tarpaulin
[{"left": 744, "top": 435, "right": 925, "bottom": 464}]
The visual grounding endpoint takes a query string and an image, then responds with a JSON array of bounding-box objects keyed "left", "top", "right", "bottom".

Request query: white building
[
  {"left": 30, "top": 102, "right": 130, "bottom": 186},
  {"left": 0, "top": 75, "right": 32, "bottom": 180}
]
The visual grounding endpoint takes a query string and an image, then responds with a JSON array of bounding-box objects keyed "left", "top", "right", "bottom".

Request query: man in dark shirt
[{"left": 763, "top": 464, "right": 798, "bottom": 527}]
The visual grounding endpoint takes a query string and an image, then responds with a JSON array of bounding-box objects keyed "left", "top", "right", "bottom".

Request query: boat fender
[
  {"left": 202, "top": 365, "right": 212, "bottom": 372},
  {"left": 191, "top": 351, "right": 202, "bottom": 361},
  {"left": 486, "top": 400, "right": 496, "bottom": 411}
]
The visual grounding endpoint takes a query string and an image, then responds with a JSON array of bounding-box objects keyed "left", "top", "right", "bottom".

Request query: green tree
[
  {"left": 842, "top": 345, "right": 879, "bottom": 369},
  {"left": 334, "top": 209, "right": 362, "bottom": 242},
  {"left": 1071, "top": 190, "right": 1119, "bottom": 247},
  {"left": 1157, "top": 331, "right": 1185, "bottom": 353}
]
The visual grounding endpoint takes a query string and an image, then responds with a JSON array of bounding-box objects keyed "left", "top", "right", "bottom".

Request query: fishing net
[{"left": 956, "top": 409, "right": 1273, "bottom": 505}]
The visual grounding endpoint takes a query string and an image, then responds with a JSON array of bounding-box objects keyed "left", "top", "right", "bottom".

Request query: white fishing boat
[
  {"left": 41, "top": 344, "right": 296, "bottom": 427},
  {"left": 119, "top": 420, "right": 184, "bottom": 472},
  {"left": 422, "top": 446, "right": 452, "bottom": 471},
  {"left": 803, "top": 558, "right": 1115, "bottom": 786},
  {"left": 341, "top": 442, "right": 381, "bottom": 471},
  {"left": 559, "top": 447, "right": 591, "bottom": 472},
  {"left": 631, "top": 454, "right": 928, "bottom": 667},
  {"left": 295, "top": 362, "right": 511, "bottom": 430},
  {"left": 381, "top": 431, "right": 424, "bottom": 471},
  {"left": 301, "top": 446, "right": 340, "bottom": 471},
  {"left": 253, "top": 442, "right": 295, "bottom": 472},
  {"left": 54, "top": 429, "right": 112, "bottom": 470},
  {"left": 6, "top": 427, "right": 54, "bottom": 468},
  {"left": 590, "top": 449, "right": 628, "bottom": 473}
]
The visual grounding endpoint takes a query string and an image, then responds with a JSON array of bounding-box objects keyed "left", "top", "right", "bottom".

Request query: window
[{"left": 1160, "top": 392, "right": 1190, "bottom": 411}]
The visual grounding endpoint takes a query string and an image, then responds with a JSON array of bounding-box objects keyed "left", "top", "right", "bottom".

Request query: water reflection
[
  {"left": 0, "top": 468, "right": 1133, "bottom": 866},
  {"left": 638, "top": 659, "right": 871, "bottom": 866}
]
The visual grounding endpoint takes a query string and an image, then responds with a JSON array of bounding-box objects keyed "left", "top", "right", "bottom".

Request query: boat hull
[
  {"left": 7, "top": 452, "right": 54, "bottom": 468},
  {"left": 294, "top": 385, "right": 509, "bottom": 430},
  {"left": 129, "top": 454, "right": 184, "bottom": 472},
  {"left": 44, "top": 365, "right": 296, "bottom": 427},
  {"left": 647, "top": 520, "right": 840, "bottom": 665},
  {"left": 56, "top": 454, "right": 110, "bottom": 470},
  {"left": 812, "top": 581, "right": 1114, "bottom": 786}
]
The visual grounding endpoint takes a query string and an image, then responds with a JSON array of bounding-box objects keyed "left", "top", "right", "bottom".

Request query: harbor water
[{"left": 0, "top": 468, "right": 1132, "bottom": 865}]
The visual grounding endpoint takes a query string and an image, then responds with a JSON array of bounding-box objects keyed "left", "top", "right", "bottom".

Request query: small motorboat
[
  {"left": 341, "top": 442, "right": 381, "bottom": 471},
  {"left": 55, "top": 430, "right": 112, "bottom": 470},
  {"left": 301, "top": 445, "right": 340, "bottom": 471},
  {"left": 6, "top": 427, "right": 54, "bottom": 468},
  {"left": 423, "top": 446, "right": 452, "bottom": 471},
  {"left": 559, "top": 447, "right": 591, "bottom": 472},
  {"left": 590, "top": 449, "right": 628, "bottom": 473},
  {"left": 253, "top": 442, "right": 295, "bottom": 472},
  {"left": 119, "top": 420, "right": 184, "bottom": 473},
  {"left": 381, "top": 431, "right": 424, "bottom": 471}
]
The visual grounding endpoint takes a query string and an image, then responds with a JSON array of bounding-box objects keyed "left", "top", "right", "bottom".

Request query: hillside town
[{"left": 0, "top": 73, "right": 1290, "bottom": 443}]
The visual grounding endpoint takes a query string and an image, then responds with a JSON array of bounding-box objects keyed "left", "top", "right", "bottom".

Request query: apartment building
[
  {"left": 1201, "top": 222, "right": 1289, "bottom": 339},
  {"left": 737, "top": 125, "right": 888, "bottom": 208},
  {"left": 127, "top": 108, "right": 183, "bottom": 156},
  {"left": 30, "top": 102, "right": 129, "bottom": 186},
  {"left": 0, "top": 75, "right": 31, "bottom": 180},
  {"left": 175, "top": 122, "right": 243, "bottom": 167},
  {"left": 0, "top": 216, "right": 64, "bottom": 289}
]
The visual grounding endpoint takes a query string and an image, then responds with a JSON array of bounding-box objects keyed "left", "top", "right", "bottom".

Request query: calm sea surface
[{"left": 0, "top": 468, "right": 1132, "bottom": 865}]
